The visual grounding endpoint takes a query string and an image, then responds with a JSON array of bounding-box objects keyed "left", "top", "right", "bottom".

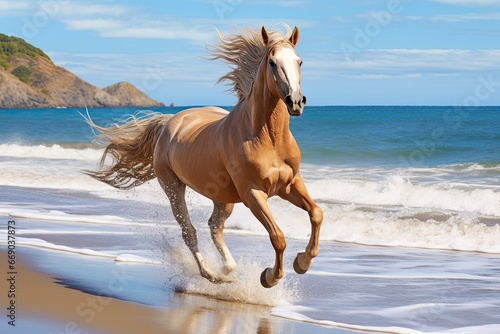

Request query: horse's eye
[{"left": 269, "top": 60, "right": 276, "bottom": 67}]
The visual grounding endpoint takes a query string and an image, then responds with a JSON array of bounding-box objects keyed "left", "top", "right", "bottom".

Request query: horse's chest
[
  {"left": 242, "top": 140, "right": 300, "bottom": 196},
  {"left": 262, "top": 163, "right": 295, "bottom": 195}
]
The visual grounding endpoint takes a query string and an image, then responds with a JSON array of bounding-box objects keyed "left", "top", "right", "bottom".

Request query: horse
[{"left": 85, "top": 25, "right": 323, "bottom": 288}]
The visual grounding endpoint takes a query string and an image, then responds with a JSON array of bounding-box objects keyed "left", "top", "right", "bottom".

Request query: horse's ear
[
  {"left": 289, "top": 26, "right": 299, "bottom": 47},
  {"left": 261, "top": 26, "right": 269, "bottom": 46}
]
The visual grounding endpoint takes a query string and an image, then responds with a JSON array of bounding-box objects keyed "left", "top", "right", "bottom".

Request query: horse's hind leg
[
  {"left": 158, "top": 175, "right": 222, "bottom": 283},
  {"left": 208, "top": 202, "right": 236, "bottom": 276}
]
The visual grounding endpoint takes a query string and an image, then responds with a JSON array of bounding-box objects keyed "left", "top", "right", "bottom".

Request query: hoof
[
  {"left": 293, "top": 256, "right": 308, "bottom": 274},
  {"left": 260, "top": 267, "right": 278, "bottom": 288},
  {"left": 293, "top": 252, "right": 311, "bottom": 275},
  {"left": 207, "top": 275, "right": 235, "bottom": 284},
  {"left": 221, "top": 265, "right": 235, "bottom": 276},
  {"left": 201, "top": 269, "right": 231, "bottom": 285}
]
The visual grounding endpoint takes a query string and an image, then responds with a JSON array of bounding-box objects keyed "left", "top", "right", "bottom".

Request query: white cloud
[
  {"left": 0, "top": 0, "right": 127, "bottom": 17},
  {"left": 255, "top": 0, "right": 309, "bottom": 6},
  {"left": 62, "top": 18, "right": 213, "bottom": 42},
  {"left": 0, "top": 1, "right": 30, "bottom": 10},
  {"left": 206, "top": 0, "right": 309, "bottom": 7},
  {"left": 57, "top": 2, "right": 129, "bottom": 17},
  {"left": 101, "top": 22, "right": 214, "bottom": 42},
  {"left": 53, "top": 1, "right": 214, "bottom": 43},
  {"left": 0, "top": 0, "right": 215, "bottom": 43},
  {"left": 63, "top": 19, "right": 123, "bottom": 31},
  {"left": 54, "top": 1, "right": 309, "bottom": 43},
  {"left": 343, "top": 10, "right": 500, "bottom": 23},
  {"left": 428, "top": 12, "right": 500, "bottom": 21},
  {"left": 304, "top": 49, "right": 500, "bottom": 80},
  {"left": 343, "top": 73, "right": 424, "bottom": 79},
  {"left": 0, "top": 0, "right": 31, "bottom": 16},
  {"left": 430, "top": 0, "right": 500, "bottom": 6},
  {"left": 1, "top": 0, "right": 312, "bottom": 43}
]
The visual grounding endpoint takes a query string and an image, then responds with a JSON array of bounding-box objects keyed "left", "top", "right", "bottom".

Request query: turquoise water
[
  {"left": 1, "top": 106, "right": 499, "bottom": 167},
  {"left": 292, "top": 106, "right": 500, "bottom": 167}
]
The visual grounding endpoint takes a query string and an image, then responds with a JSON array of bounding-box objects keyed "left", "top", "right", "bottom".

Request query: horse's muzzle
[{"left": 285, "top": 94, "right": 306, "bottom": 116}]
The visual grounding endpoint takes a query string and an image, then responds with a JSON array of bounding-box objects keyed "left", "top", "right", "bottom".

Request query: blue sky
[{"left": 1, "top": 0, "right": 499, "bottom": 106}]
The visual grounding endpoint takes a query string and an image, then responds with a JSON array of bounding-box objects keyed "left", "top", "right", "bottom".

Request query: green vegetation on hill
[
  {"left": 0, "top": 33, "right": 51, "bottom": 63},
  {"left": 11, "top": 65, "right": 33, "bottom": 83},
  {"left": 0, "top": 54, "right": 8, "bottom": 70}
]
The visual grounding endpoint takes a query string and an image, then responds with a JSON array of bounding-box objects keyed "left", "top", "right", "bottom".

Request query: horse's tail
[{"left": 83, "top": 112, "right": 174, "bottom": 190}]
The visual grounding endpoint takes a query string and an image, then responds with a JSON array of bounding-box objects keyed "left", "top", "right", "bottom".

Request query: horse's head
[{"left": 262, "top": 26, "right": 306, "bottom": 116}]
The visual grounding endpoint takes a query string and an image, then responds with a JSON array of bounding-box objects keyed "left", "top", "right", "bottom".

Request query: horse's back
[
  {"left": 157, "top": 105, "right": 227, "bottom": 141},
  {"left": 160, "top": 107, "right": 224, "bottom": 138},
  {"left": 154, "top": 106, "right": 241, "bottom": 203}
]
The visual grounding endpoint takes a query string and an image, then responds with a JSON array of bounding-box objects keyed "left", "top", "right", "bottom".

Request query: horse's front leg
[
  {"left": 279, "top": 175, "right": 323, "bottom": 274},
  {"left": 245, "top": 188, "right": 286, "bottom": 288}
]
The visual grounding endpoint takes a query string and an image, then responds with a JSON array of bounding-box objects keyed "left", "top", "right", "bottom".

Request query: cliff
[{"left": 0, "top": 34, "right": 164, "bottom": 109}]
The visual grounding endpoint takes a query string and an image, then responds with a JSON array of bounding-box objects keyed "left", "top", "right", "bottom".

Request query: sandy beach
[{"left": 0, "top": 246, "right": 352, "bottom": 334}]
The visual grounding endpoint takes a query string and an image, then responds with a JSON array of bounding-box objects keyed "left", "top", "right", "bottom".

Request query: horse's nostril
[
  {"left": 285, "top": 95, "right": 293, "bottom": 106},
  {"left": 302, "top": 96, "right": 307, "bottom": 106}
]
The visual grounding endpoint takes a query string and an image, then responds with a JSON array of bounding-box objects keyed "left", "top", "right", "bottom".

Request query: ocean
[{"left": 1, "top": 106, "right": 499, "bottom": 333}]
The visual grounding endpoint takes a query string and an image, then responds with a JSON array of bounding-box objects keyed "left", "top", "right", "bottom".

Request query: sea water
[{"left": 0, "top": 106, "right": 499, "bottom": 333}]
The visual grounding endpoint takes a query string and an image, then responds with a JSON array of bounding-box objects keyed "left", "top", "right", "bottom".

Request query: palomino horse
[{"left": 85, "top": 25, "right": 323, "bottom": 288}]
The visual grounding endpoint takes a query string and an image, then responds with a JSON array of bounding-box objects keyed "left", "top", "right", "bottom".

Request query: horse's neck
[
  {"left": 244, "top": 68, "right": 291, "bottom": 147},
  {"left": 224, "top": 58, "right": 292, "bottom": 148}
]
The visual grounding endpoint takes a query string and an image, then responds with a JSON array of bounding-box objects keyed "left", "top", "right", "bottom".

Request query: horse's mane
[{"left": 208, "top": 24, "right": 293, "bottom": 101}]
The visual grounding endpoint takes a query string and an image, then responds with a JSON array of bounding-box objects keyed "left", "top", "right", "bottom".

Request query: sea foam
[
  {"left": 306, "top": 175, "right": 500, "bottom": 217},
  {"left": 1, "top": 144, "right": 499, "bottom": 255},
  {"left": 0, "top": 143, "right": 103, "bottom": 160}
]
